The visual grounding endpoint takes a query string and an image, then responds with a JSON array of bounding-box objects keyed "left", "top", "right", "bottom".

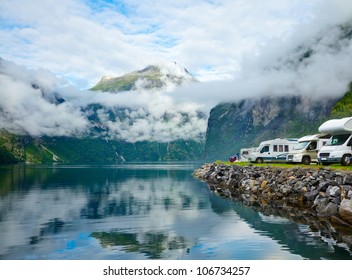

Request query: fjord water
[{"left": 0, "top": 163, "right": 351, "bottom": 260}]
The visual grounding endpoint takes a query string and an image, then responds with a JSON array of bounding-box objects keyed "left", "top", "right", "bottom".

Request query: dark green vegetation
[
  {"left": 0, "top": 146, "right": 18, "bottom": 163},
  {"left": 0, "top": 133, "right": 204, "bottom": 163},
  {"left": 0, "top": 131, "right": 24, "bottom": 163},
  {"left": 330, "top": 82, "right": 352, "bottom": 118}
]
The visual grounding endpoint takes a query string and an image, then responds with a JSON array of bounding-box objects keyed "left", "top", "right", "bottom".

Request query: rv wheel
[
  {"left": 302, "top": 156, "right": 311, "bottom": 165},
  {"left": 341, "top": 154, "right": 351, "bottom": 166},
  {"left": 255, "top": 157, "right": 263, "bottom": 164}
]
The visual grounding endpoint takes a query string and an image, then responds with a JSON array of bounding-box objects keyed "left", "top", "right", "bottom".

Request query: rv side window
[
  {"left": 284, "top": 145, "right": 289, "bottom": 152},
  {"left": 279, "top": 145, "right": 283, "bottom": 152},
  {"left": 260, "top": 146, "right": 269, "bottom": 153},
  {"left": 273, "top": 145, "right": 278, "bottom": 152}
]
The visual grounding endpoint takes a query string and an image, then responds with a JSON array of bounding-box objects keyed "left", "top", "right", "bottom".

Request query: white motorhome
[
  {"left": 240, "top": 147, "right": 256, "bottom": 162},
  {"left": 286, "top": 134, "right": 330, "bottom": 165},
  {"left": 247, "top": 138, "right": 298, "bottom": 163},
  {"left": 317, "top": 117, "right": 352, "bottom": 166}
]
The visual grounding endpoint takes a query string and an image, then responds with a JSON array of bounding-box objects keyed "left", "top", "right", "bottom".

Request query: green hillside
[
  {"left": 0, "top": 133, "right": 204, "bottom": 164},
  {"left": 91, "top": 64, "right": 196, "bottom": 92},
  {"left": 204, "top": 95, "right": 338, "bottom": 161},
  {"left": 330, "top": 82, "right": 352, "bottom": 118},
  {"left": 0, "top": 131, "right": 23, "bottom": 163}
]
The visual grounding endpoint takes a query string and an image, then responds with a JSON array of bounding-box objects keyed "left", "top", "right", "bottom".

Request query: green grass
[{"left": 215, "top": 160, "right": 352, "bottom": 171}]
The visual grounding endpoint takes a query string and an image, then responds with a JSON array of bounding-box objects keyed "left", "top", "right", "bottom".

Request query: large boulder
[
  {"left": 317, "top": 202, "right": 338, "bottom": 217},
  {"left": 339, "top": 199, "right": 352, "bottom": 224}
]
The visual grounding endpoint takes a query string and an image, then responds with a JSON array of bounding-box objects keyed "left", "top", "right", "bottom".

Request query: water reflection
[
  {"left": 91, "top": 231, "right": 188, "bottom": 259},
  {"left": 0, "top": 163, "right": 351, "bottom": 259},
  {"left": 229, "top": 201, "right": 352, "bottom": 260}
]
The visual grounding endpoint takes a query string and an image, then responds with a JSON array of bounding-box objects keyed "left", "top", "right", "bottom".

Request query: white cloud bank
[
  {"left": 0, "top": 59, "right": 90, "bottom": 137},
  {"left": 1, "top": 0, "right": 352, "bottom": 142},
  {"left": 0, "top": 59, "right": 207, "bottom": 142},
  {"left": 171, "top": 20, "right": 352, "bottom": 109}
]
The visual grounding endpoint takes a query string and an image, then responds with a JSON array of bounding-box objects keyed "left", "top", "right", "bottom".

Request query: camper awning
[{"left": 318, "top": 117, "right": 352, "bottom": 134}]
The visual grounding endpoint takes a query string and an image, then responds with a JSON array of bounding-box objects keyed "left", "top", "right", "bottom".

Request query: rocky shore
[{"left": 194, "top": 163, "right": 352, "bottom": 248}]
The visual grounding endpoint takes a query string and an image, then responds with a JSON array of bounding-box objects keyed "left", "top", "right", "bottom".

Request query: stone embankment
[{"left": 194, "top": 163, "right": 352, "bottom": 248}]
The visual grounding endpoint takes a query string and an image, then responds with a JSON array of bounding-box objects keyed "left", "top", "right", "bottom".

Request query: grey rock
[
  {"left": 304, "top": 189, "right": 319, "bottom": 201},
  {"left": 348, "top": 190, "right": 352, "bottom": 199},
  {"left": 326, "top": 186, "right": 341, "bottom": 197},
  {"left": 329, "top": 197, "right": 341, "bottom": 205},
  {"left": 313, "top": 196, "right": 329, "bottom": 212},
  {"left": 317, "top": 202, "right": 338, "bottom": 217},
  {"left": 318, "top": 182, "right": 330, "bottom": 192},
  {"left": 339, "top": 199, "right": 352, "bottom": 224},
  {"left": 343, "top": 175, "right": 352, "bottom": 185}
]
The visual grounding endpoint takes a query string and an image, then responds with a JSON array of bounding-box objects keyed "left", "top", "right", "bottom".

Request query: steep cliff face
[{"left": 204, "top": 95, "right": 338, "bottom": 161}]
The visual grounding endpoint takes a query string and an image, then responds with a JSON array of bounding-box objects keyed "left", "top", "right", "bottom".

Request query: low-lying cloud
[
  {"left": 0, "top": 59, "right": 90, "bottom": 137},
  {"left": 1, "top": 15, "right": 352, "bottom": 142},
  {"left": 172, "top": 21, "right": 352, "bottom": 110},
  {"left": 0, "top": 58, "right": 207, "bottom": 142}
]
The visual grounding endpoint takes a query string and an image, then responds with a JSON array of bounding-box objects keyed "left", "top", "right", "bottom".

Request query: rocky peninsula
[{"left": 194, "top": 163, "right": 352, "bottom": 249}]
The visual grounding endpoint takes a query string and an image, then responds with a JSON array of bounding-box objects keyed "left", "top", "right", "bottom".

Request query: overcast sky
[{"left": 1, "top": 0, "right": 351, "bottom": 89}]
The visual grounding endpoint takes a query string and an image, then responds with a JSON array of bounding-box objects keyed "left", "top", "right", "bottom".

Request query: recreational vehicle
[
  {"left": 318, "top": 117, "right": 352, "bottom": 166},
  {"left": 247, "top": 138, "right": 298, "bottom": 163},
  {"left": 286, "top": 134, "right": 329, "bottom": 165},
  {"left": 240, "top": 147, "right": 256, "bottom": 162}
]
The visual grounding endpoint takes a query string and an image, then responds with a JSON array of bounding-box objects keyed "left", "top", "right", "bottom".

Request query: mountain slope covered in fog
[
  {"left": 204, "top": 22, "right": 352, "bottom": 160},
  {"left": 2, "top": 19, "right": 352, "bottom": 163},
  {"left": 0, "top": 60, "right": 205, "bottom": 163}
]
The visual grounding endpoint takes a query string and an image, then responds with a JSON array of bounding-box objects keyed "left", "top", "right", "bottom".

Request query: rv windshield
[
  {"left": 326, "top": 134, "right": 350, "bottom": 146},
  {"left": 293, "top": 141, "right": 309, "bottom": 150}
]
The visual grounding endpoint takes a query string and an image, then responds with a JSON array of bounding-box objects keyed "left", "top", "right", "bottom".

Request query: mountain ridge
[{"left": 91, "top": 62, "right": 197, "bottom": 92}]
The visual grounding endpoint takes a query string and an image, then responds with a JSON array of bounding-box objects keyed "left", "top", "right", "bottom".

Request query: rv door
[
  {"left": 306, "top": 141, "right": 318, "bottom": 162},
  {"left": 259, "top": 145, "right": 271, "bottom": 161}
]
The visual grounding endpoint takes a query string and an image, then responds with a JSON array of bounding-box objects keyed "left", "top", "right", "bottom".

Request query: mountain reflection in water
[{"left": 0, "top": 163, "right": 351, "bottom": 259}]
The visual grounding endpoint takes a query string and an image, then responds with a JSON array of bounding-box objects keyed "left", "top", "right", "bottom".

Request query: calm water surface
[{"left": 0, "top": 163, "right": 351, "bottom": 260}]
